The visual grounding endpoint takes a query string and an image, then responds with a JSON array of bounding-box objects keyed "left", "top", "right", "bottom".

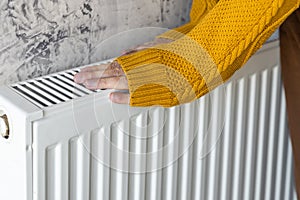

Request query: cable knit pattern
[{"left": 117, "top": 0, "right": 300, "bottom": 107}]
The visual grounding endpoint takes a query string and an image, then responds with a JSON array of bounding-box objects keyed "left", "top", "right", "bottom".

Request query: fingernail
[
  {"left": 74, "top": 74, "right": 83, "bottom": 83},
  {"left": 109, "top": 93, "right": 116, "bottom": 102},
  {"left": 85, "top": 79, "right": 98, "bottom": 88},
  {"left": 80, "top": 68, "right": 90, "bottom": 72}
]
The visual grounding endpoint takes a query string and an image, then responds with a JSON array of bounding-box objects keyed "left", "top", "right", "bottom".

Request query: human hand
[
  {"left": 74, "top": 37, "right": 173, "bottom": 104},
  {"left": 74, "top": 60, "right": 130, "bottom": 104}
]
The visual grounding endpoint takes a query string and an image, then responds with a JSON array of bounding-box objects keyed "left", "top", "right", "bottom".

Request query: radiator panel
[
  {"left": 0, "top": 41, "right": 298, "bottom": 200},
  {"left": 33, "top": 65, "right": 298, "bottom": 200}
]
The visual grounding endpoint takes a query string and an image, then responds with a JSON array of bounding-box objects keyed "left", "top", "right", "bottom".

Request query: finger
[
  {"left": 121, "top": 42, "right": 156, "bottom": 55},
  {"left": 74, "top": 71, "right": 105, "bottom": 83},
  {"left": 135, "top": 42, "right": 156, "bottom": 50},
  {"left": 83, "top": 76, "right": 128, "bottom": 90},
  {"left": 122, "top": 46, "right": 152, "bottom": 55},
  {"left": 154, "top": 38, "right": 173, "bottom": 44},
  {"left": 134, "top": 46, "right": 149, "bottom": 51},
  {"left": 74, "top": 67, "right": 125, "bottom": 83},
  {"left": 81, "top": 60, "right": 122, "bottom": 72},
  {"left": 122, "top": 49, "right": 138, "bottom": 55},
  {"left": 80, "top": 63, "right": 110, "bottom": 72},
  {"left": 109, "top": 92, "right": 130, "bottom": 104}
]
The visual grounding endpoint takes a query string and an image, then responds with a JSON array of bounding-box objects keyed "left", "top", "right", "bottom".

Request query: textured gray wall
[{"left": 0, "top": 0, "right": 191, "bottom": 85}]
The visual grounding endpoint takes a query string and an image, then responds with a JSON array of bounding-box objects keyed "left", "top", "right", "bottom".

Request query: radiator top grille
[{"left": 11, "top": 60, "right": 112, "bottom": 108}]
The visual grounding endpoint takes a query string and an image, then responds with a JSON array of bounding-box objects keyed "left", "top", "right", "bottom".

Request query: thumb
[{"left": 109, "top": 92, "right": 130, "bottom": 104}]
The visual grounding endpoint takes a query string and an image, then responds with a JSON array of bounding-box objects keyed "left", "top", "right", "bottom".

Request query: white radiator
[{"left": 0, "top": 41, "right": 297, "bottom": 200}]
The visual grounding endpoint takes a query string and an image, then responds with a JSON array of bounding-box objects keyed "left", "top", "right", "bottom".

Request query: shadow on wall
[{"left": 0, "top": 0, "right": 191, "bottom": 85}]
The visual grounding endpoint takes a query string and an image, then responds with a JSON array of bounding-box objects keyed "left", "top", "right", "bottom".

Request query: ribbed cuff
[{"left": 116, "top": 48, "right": 179, "bottom": 107}]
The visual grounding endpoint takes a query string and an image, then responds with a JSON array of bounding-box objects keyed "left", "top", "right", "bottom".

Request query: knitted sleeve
[
  {"left": 157, "top": 0, "right": 218, "bottom": 40},
  {"left": 117, "top": 0, "right": 300, "bottom": 107}
]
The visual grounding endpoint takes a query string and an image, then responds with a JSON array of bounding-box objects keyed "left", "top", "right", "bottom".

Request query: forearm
[{"left": 117, "top": 0, "right": 300, "bottom": 107}]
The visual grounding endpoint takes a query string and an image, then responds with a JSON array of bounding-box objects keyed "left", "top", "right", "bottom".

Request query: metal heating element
[{"left": 0, "top": 41, "right": 298, "bottom": 200}]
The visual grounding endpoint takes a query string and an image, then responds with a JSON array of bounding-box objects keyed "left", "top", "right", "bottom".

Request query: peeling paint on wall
[{"left": 0, "top": 0, "right": 191, "bottom": 84}]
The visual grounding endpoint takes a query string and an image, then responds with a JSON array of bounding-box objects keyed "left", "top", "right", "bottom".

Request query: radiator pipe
[{"left": 0, "top": 114, "right": 9, "bottom": 139}]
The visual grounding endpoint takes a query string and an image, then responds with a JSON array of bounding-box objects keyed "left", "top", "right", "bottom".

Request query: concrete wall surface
[{"left": 0, "top": 0, "right": 191, "bottom": 84}]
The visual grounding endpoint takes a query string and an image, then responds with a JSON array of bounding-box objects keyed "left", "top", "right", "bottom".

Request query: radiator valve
[{"left": 0, "top": 114, "right": 9, "bottom": 139}]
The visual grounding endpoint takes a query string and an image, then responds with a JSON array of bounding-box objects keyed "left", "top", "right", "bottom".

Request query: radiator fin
[
  {"left": 69, "top": 135, "right": 91, "bottom": 200},
  {"left": 145, "top": 108, "right": 164, "bottom": 200},
  {"left": 161, "top": 107, "right": 180, "bottom": 200},
  {"left": 90, "top": 127, "right": 111, "bottom": 200},
  {"left": 242, "top": 73, "right": 260, "bottom": 200},
  {"left": 46, "top": 144, "right": 64, "bottom": 200},
  {"left": 110, "top": 122, "right": 129, "bottom": 200},
  {"left": 128, "top": 113, "right": 148, "bottom": 200},
  {"left": 176, "top": 103, "right": 195, "bottom": 200},
  {"left": 11, "top": 69, "right": 96, "bottom": 108},
  {"left": 40, "top": 65, "right": 298, "bottom": 200}
]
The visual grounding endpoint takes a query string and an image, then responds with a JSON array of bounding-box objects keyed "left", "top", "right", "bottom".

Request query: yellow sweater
[{"left": 117, "top": 0, "right": 300, "bottom": 107}]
